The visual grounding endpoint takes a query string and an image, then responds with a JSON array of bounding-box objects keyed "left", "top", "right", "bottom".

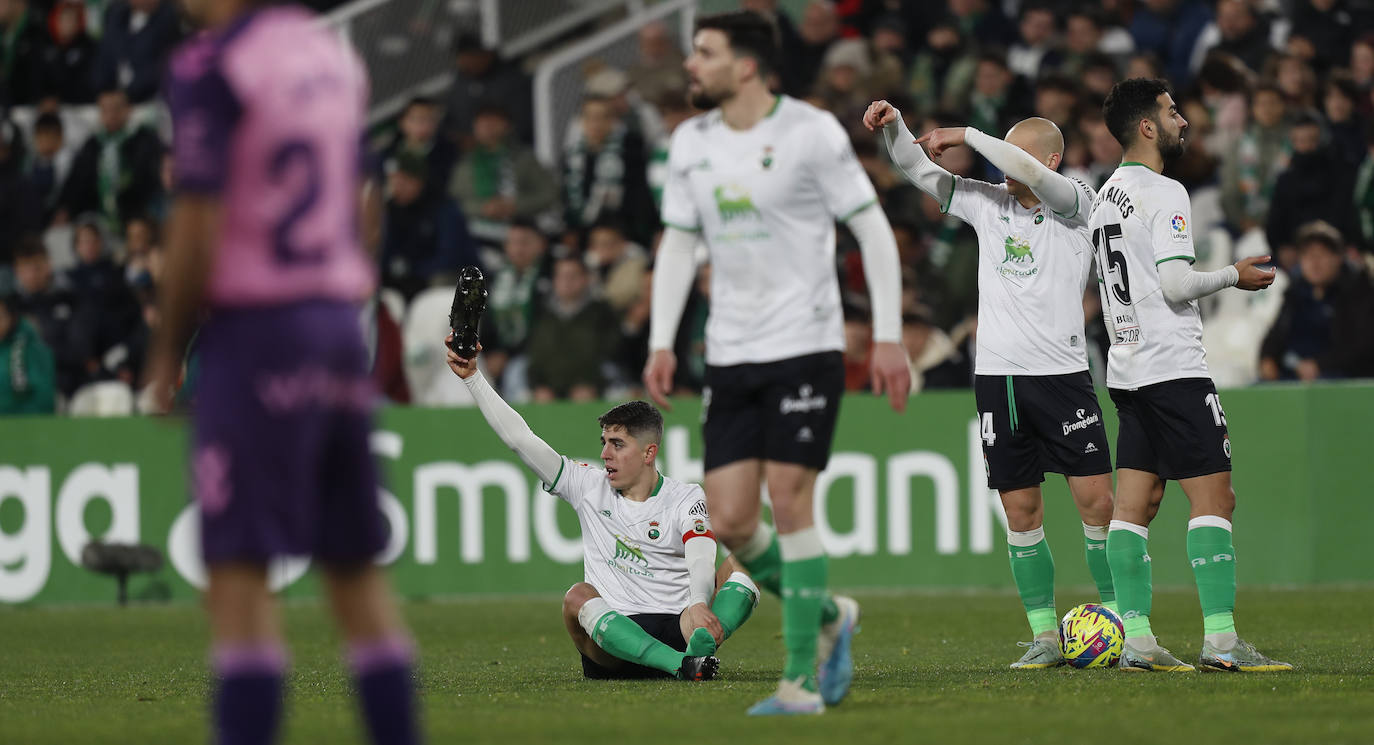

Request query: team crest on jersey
[
  {"left": 692, "top": 520, "right": 708, "bottom": 535},
  {"left": 999, "top": 235, "right": 1039, "bottom": 279},
  {"left": 611, "top": 535, "right": 654, "bottom": 577},
  {"left": 648, "top": 521, "right": 661, "bottom": 540},
  {"left": 761, "top": 146, "right": 774, "bottom": 169},
  {"left": 1034, "top": 213, "right": 1045, "bottom": 225},
  {"left": 713, "top": 183, "right": 761, "bottom": 223},
  {"left": 600, "top": 510, "right": 612, "bottom": 518}
]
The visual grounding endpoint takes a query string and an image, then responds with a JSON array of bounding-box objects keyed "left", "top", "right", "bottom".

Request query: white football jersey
[
  {"left": 545, "top": 457, "right": 714, "bottom": 616},
  {"left": 660, "top": 95, "right": 877, "bottom": 366},
  {"left": 945, "top": 175, "right": 1099, "bottom": 375},
  {"left": 1088, "top": 163, "right": 1209, "bottom": 389}
]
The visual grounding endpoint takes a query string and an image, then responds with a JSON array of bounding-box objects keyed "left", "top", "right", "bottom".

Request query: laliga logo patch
[{"left": 1171, "top": 214, "right": 1187, "bottom": 232}]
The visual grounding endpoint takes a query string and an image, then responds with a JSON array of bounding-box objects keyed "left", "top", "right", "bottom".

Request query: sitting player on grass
[{"left": 447, "top": 335, "right": 759, "bottom": 680}]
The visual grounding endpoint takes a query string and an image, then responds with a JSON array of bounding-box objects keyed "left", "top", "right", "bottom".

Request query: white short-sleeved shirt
[
  {"left": 660, "top": 95, "right": 877, "bottom": 366},
  {"left": 944, "top": 175, "right": 1099, "bottom": 375},
  {"left": 1087, "top": 163, "right": 1208, "bottom": 389},
  {"left": 545, "top": 457, "right": 714, "bottom": 616}
]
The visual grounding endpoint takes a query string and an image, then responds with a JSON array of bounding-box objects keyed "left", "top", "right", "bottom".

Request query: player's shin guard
[
  {"left": 578, "top": 597, "right": 684, "bottom": 675},
  {"left": 1107, "top": 520, "right": 1154, "bottom": 642},
  {"left": 1188, "top": 516, "right": 1238, "bottom": 647},
  {"left": 738, "top": 523, "right": 838, "bottom": 624},
  {"left": 1083, "top": 523, "right": 1117, "bottom": 612},
  {"left": 213, "top": 642, "right": 286, "bottom": 745},
  {"left": 1007, "top": 527, "right": 1057, "bottom": 638},
  {"left": 348, "top": 636, "right": 420, "bottom": 745},
  {"left": 779, "top": 528, "right": 827, "bottom": 691}
]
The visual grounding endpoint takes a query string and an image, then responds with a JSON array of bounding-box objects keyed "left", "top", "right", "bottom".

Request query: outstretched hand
[
  {"left": 643, "top": 349, "right": 677, "bottom": 410},
  {"left": 863, "top": 100, "right": 899, "bottom": 131},
  {"left": 870, "top": 341, "right": 912, "bottom": 413},
  {"left": 445, "top": 333, "right": 481, "bottom": 379},
  {"left": 913, "top": 127, "right": 967, "bottom": 158},
  {"left": 1234, "top": 255, "right": 1277, "bottom": 291}
]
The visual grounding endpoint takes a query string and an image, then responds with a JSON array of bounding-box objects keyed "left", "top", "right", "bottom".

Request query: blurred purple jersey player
[{"left": 146, "top": 1, "right": 419, "bottom": 744}]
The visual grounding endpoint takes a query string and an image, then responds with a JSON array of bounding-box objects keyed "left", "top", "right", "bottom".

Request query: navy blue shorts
[{"left": 193, "top": 301, "right": 385, "bottom": 564}]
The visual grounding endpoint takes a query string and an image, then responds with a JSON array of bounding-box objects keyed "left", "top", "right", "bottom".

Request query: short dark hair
[
  {"left": 13, "top": 233, "right": 47, "bottom": 261},
  {"left": 34, "top": 112, "right": 62, "bottom": 135},
  {"left": 404, "top": 96, "right": 438, "bottom": 113},
  {"left": 597, "top": 400, "right": 663, "bottom": 446},
  {"left": 695, "top": 10, "right": 778, "bottom": 77},
  {"left": 1103, "top": 77, "right": 1173, "bottom": 148}
]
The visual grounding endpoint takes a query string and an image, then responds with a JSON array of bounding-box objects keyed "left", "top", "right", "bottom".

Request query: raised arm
[
  {"left": 447, "top": 341, "right": 563, "bottom": 485},
  {"left": 961, "top": 128, "right": 1080, "bottom": 216},
  {"left": 863, "top": 100, "right": 954, "bottom": 202}
]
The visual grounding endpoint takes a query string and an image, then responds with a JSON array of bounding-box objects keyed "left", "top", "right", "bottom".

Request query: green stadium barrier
[{"left": 2, "top": 383, "right": 1371, "bottom": 605}]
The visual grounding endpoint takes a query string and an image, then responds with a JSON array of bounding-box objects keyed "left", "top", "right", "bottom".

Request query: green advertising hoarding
[{"left": 2, "top": 384, "right": 1371, "bottom": 606}]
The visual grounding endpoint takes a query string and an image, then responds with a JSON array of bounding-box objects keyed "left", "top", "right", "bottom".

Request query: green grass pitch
[{"left": 2, "top": 588, "right": 1372, "bottom": 745}]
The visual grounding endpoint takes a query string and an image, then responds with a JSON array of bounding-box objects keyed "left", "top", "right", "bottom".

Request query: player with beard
[
  {"left": 1089, "top": 78, "right": 1290, "bottom": 672},
  {"left": 645, "top": 10, "right": 910, "bottom": 714}
]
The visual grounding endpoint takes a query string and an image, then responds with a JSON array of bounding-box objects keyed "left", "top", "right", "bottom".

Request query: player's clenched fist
[
  {"left": 1233, "top": 255, "right": 1277, "bottom": 291},
  {"left": 863, "top": 99, "right": 898, "bottom": 131}
]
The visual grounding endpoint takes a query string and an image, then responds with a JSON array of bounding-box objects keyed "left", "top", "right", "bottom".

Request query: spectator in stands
[
  {"left": 868, "top": 14, "right": 913, "bottom": 71},
  {"left": 1032, "top": 74, "right": 1079, "bottom": 128},
  {"left": 443, "top": 33, "right": 533, "bottom": 147},
  {"left": 62, "top": 217, "right": 141, "bottom": 394},
  {"left": 1290, "top": 0, "right": 1357, "bottom": 71},
  {"left": 0, "top": 119, "right": 41, "bottom": 265},
  {"left": 813, "top": 38, "right": 903, "bottom": 119},
  {"left": 573, "top": 65, "right": 664, "bottom": 149},
  {"left": 380, "top": 151, "right": 478, "bottom": 301},
  {"left": 1080, "top": 52, "right": 1120, "bottom": 100},
  {"left": 782, "top": 0, "right": 839, "bottom": 98},
  {"left": 1267, "top": 113, "right": 1357, "bottom": 262},
  {"left": 1129, "top": 0, "right": 1212, "bottom": 87},
  {"left": 525, "top": 256, "right": 619, "bottom": 403},
  {"left": 583, "top": 218, "right": 647, "bottom": 314},
  {"left": 963, "top": 52, "right": 1030, "bottom": 142},
  {"left": 122, "top": 213, "right": 156, "bottom": 286},
  {"left": 647, "top": 88, "right": 693, "bottom": 211},
  {"left": 92, "top": 0, "right": 180, "bottom": 103},
  {"left": 450, "top": 103, "right": 558, "bottom": 247},
  {"left": 903, "top": 307, "right": 970, "bottom": 393},
  {"left": 1195, "top": 52, "right": 1252, "bottom": 155},
  {"left": 1221, "top": 82, "right": 1290, "bottom": 236},
  {"left": 40, "top": 0, "right": 97, "bottom": 103},
  {"left": 1008, "top": 4, "right": 1060, "bottom": 81},
  {"left": 1324, "top": 73, "right": 1366, "bottom": 165},
  {"left": 1351, "top": 35, "right": 1374, "bottom": 116},
  {"left": 943, "top": 0, "right": 1015, "bottom": 48},
  {"left": 0, "top": 293, "right": 57, "bottom": 415},
  {"left": 561, "top": 95, "right": 653, "bottom": 246},
  {"left": 482, "top": 219, "right": 549, "bottom": 394},
  {"left": 24, "top": 112, "right": 68, "bottom": 225},
  {"left": 1064, "top": 111, "right": 1121, "bottom": 189},
  {"left": 907, "top": 21, "right": 976, "bottom": 116},
  {"left": 1062, "top": 7, "right": 1135, "bottom": 76},
  {"left": 0, "top": 0, "right": 47, "bottom": 106},
  {"left": 380, "top": 96, "right": 458, "bottom": 204},
  {"left": 11, "top": 236, "right": 77, "bottom": 394},
  {"left": 1270, "top": 52, "right": 1318, "bottom": 110},
  {"left": 627, "top": 20, "right": 686, "bottom": 106},
  {"left": 1191, "top": 0, "right": 1273, "bottom": 76},
  {"left": 1125, "top": 52, "right": 1164, "bottom": 81},
  {"left": 1261, "top": 221, "right": 1374, "bottom": 381},
  {"left": 56, "top": 87, "right": 163, "bottom": 232}
]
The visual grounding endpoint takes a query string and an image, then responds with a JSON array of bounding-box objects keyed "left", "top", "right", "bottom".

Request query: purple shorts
[{"left": 193, "top": 301, "right": 385, "bottom": 565}]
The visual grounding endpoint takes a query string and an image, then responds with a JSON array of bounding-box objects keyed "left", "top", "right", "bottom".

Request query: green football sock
[
  {"left": 737, "top": 523, "right": 838, "bottom": 624},
  {"left": 587, "top": 605, "right": 685, "bottom": 675},
  {"left": 779, "top": 528, "right": 827, "bottom": 691},
  {"left": 1007, "top": 527, "right": 1057, "bottom": 637},
  {"left": 686, "top": 573, "right": 760, "bottom": 656},
  {"left": 1107, "top": 522, "right": 1154, "bottom": 640},
  {"left": 1083, "top": 523, "right": 1116, "bottom": 608},
  {"left": 1188, "top": 516, "right": 1238, "bottom": 638}
]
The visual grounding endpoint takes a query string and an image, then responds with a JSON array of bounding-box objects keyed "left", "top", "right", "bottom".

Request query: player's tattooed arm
[{"left": 447, "top": 338, "right": 563, "bottom": 484}]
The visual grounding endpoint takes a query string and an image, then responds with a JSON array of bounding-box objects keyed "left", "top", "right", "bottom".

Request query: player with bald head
[{"left": 864, "top": 101, "right": 1117, "bottom": 669}]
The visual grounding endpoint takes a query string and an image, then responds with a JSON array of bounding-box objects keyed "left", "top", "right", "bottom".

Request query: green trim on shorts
[{"left": 1006, "top": 375, "right": 1019, "bottom": 432}]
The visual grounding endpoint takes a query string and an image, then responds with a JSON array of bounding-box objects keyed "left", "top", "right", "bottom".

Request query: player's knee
[{"left": 563, "top": 582, "right": 599, "bottom": 617}]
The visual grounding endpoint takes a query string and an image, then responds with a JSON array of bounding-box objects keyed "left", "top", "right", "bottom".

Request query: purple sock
[
  {"left": 349, "top": 636, "right": 419, "bottom": 745},
  {"left": 212, "top": 643, "right": 287, "bottom": 745}
]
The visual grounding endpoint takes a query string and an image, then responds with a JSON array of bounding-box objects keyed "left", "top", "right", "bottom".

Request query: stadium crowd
[{"left": 2, "top": 0, "right": 1374, "bottom": 415}]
